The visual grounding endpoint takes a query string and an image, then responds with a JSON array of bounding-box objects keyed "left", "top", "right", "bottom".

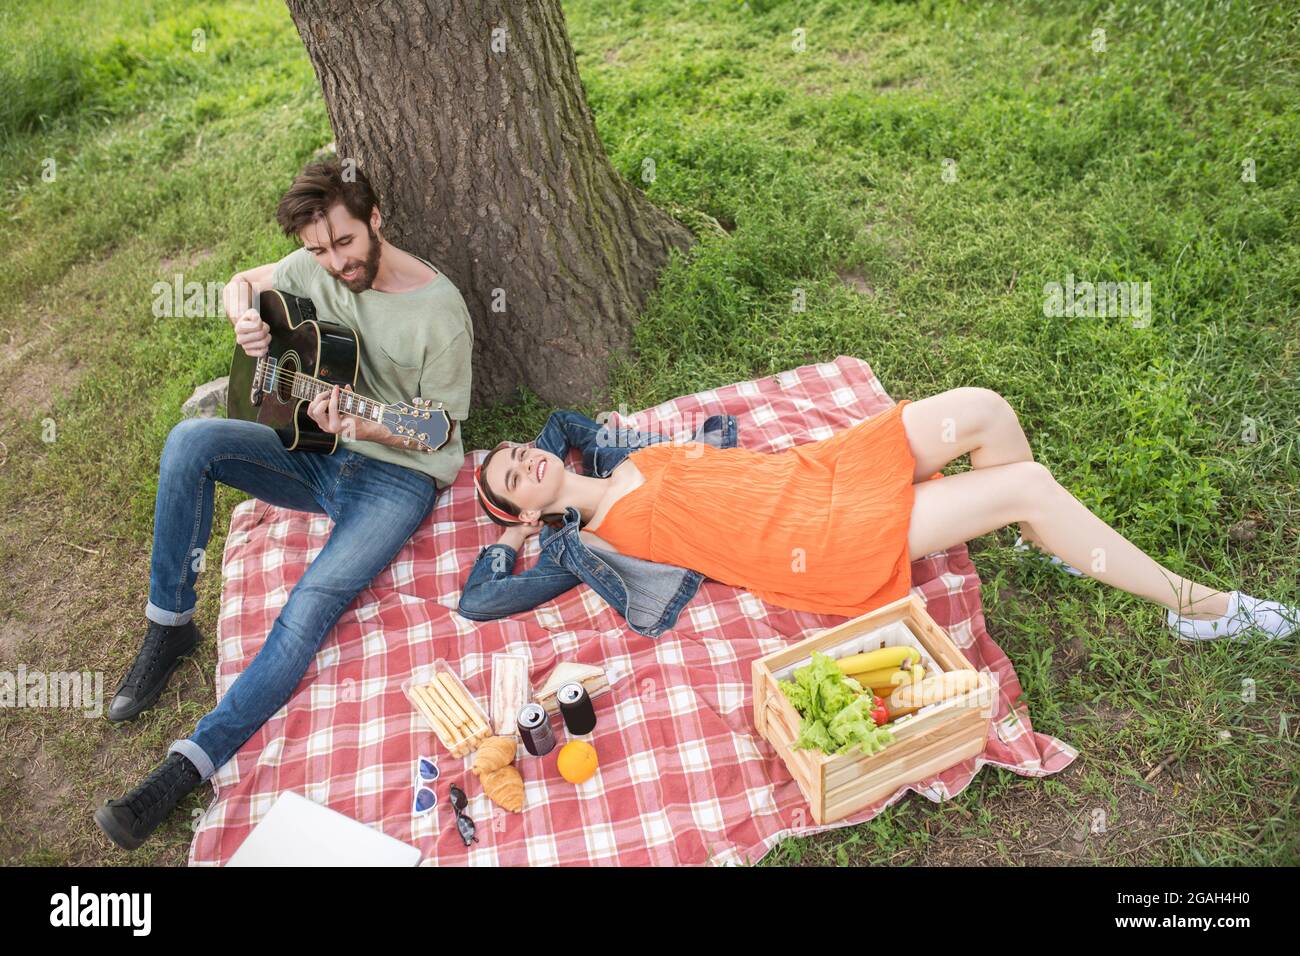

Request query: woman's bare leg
[
  {"left": 900, "top": 388, "right": 1032, "bottom": 475},
  {"left": 907, "top": 461, "right": 1231, "bottom": 618},
  {"left": 901, "top": 387, "right": 1050, "bottom": 546}
]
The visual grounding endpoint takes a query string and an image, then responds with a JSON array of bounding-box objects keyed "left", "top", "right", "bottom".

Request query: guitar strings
[{"left": 256, "top": 363, "right": 391, "bottom": 415}]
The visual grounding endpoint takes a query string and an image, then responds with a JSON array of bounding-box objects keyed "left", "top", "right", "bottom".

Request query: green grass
[{"left": 0, "top": 0, "right": 1296, "bottom": 865}]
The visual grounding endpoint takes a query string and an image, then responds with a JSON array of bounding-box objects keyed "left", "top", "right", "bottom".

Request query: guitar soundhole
[{"left": 275, "top": 352, "right": 298, "bottom": 403}]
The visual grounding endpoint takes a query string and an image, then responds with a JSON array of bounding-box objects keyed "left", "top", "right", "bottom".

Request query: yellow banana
[
  {"left": 850, "top": 666, "right": 906, "bottom": 687},
  {"left": 851, "top": 663, "right": 925, "bottom": 688},
  {"left": 835, "top": 646, "right": 921, "bottom": 674}
]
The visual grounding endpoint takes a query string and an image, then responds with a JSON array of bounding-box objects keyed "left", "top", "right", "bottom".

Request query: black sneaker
[
  {"left": 93, "top": 752, "right": 203, "bottom": 851},
  {"left": 107, "top": 620, "right": 200, "bottom": 721}
]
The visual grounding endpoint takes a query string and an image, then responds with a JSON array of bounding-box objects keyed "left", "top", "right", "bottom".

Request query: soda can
[
  {"left": 517, "top": 702, "right": 555, "bottom": 757},
  {"left": 558, "top": 681, "right": 597, "bottom": 735}
]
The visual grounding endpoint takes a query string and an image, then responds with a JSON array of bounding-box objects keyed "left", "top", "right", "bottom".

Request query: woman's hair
[{"left": 474, "top": 444, "right": 568, "bottom": 528}]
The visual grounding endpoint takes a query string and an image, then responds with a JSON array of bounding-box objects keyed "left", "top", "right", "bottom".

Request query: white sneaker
[
  {"left": 1166, "top": 591, "right": 1300, "bottom": 642},
  {"left": 1012, "top": 536, "right": 1084, "bottom": 577}
]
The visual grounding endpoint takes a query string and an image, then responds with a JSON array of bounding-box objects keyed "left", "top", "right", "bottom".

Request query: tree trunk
[{"left": 284, "top": 0, "right": 694, "bottom": 408}]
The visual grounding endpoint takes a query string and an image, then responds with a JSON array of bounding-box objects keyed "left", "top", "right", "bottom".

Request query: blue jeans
[{"left": 146, "top": 417, "right": 439, "bottom": 780}]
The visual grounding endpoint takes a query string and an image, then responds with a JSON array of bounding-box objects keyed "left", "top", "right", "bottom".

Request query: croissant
[
  {"left": 472, "top": 735, "right": 517, "bottom": 776},
  {"left": 480, "top": 765, "right": 525, "bottom": 813}
]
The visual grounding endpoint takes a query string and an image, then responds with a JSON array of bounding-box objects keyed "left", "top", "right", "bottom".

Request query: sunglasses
[
  {"left": 412, "top": 756, "right": 440, "bottom": 816},
  {"left": 449, "top": 783, "right": 477, "bottom": 847}
]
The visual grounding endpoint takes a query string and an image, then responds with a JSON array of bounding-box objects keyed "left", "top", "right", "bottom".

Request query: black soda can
[
  {"left": 517, "top": 703, "right": 555, "bottom": 756},
  {"left": 558, "top": 682, "right": 597, "bottom": 735}
]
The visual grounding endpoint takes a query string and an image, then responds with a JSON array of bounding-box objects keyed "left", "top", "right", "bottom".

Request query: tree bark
[{"left": 284, "top": 0, "right": 694, "bottom": 408}]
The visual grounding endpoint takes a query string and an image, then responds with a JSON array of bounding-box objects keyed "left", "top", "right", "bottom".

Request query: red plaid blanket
[{"left": 190, "top": 356, "right": 1077, "bottom": 865}]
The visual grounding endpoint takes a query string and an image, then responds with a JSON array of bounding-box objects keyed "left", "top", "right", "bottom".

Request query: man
[{"left": 93, "top": 160, "right": 473, "bottom": 850}]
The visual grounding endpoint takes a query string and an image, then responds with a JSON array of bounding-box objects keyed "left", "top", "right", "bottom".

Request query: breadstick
[
  {"left": 423, "top": 677, "right": 466, "bottom": 725},
  {"left": 413, "top": 685, "right": 458, "bottom": 746},
  {"left": 412, "top": 683, "right": 442, "bottom": 723},
  {"left": 453, "top": 684, "right": 488, "bottom": 736},
  {"left": 426, "top": 679, "right": 473, "bottom": 732},
  {"left": 889, "top": 670, "right": 980, "bottom": 710},
  {"left": 419, "top": 685, "right": 461, "bottom": 746},
  {"left": 454, "top": 725, "right": 487, "bottom": 758},
  {"left": 441, "top": 671, "right": 482, "bottom": 721},
  {"left": 449, "top": 723, "right": 477, "bottom": 756},
  {"left": 410, "top": 685, "right": 440, "bottom": 728},
  {"left": 437, "top": 671, "right": 485, "bottom": 729}
]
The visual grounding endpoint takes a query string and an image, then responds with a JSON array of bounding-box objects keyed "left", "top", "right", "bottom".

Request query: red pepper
[{"left": 871, "top": 695, "right": 888, "bottom": 726}]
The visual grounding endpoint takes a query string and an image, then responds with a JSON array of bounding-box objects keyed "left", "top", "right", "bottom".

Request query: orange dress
[{"left": 587, "top": 400, "right": 918, "bottom": 617}]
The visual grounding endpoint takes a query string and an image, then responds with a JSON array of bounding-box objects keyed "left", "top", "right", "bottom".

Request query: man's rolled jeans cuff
[
  {"left": 145, "top": 601, "right": 194, "bottom": 627},
  {"left": 168, "top": 739, "right": 216, "bottom": 782}
]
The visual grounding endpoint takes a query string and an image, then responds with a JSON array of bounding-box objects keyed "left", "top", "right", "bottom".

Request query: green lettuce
[{"left": 778, "top": 651, "right": 895, "bottom": 757}]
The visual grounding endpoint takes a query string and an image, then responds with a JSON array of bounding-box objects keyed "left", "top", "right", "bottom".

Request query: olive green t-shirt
[{"left": 272, "top": 246, "right": 473, "bottom": 490}]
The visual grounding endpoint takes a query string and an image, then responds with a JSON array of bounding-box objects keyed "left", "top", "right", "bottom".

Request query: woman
[{"left": 473, "top": 388, "right": 1297, "bottom": 641}]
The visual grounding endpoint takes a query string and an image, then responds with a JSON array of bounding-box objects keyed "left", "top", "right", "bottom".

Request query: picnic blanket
[{"left": 189, "top": 355, "right": 1078, "bottom": 865}]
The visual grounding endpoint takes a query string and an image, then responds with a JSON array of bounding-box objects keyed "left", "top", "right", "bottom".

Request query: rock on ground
[{"left": 182, "top": 376, "right": 228, "bottom": 418}]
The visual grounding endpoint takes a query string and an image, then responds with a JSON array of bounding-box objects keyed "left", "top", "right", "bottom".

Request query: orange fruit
[{"left": 556, "top": 740, "right": 598, "bottom": 784}]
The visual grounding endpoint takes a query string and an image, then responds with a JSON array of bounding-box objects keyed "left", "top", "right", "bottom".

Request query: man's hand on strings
[
  {"left": 307, "top": 384, "right": 348, "bottom": 436},
  {"left": 307, "top": 384, "right": 385, "bottom": 443}
]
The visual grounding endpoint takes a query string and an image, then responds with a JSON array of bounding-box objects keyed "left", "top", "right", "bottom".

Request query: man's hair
[{"left": 276, "top": 159, "right": 379, "bottom": 238}]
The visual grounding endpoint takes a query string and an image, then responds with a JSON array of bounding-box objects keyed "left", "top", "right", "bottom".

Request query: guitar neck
[{"left": 291, "top": 374, "right": 388, "bottom": 424}]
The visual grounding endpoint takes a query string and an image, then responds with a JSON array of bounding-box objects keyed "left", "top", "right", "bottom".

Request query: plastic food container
[
  {"left": 490, "top": 652, "right": 531, "bottom": 737},
  {"left": 402, "top": 660, "right": 491, "bottom": 757}
]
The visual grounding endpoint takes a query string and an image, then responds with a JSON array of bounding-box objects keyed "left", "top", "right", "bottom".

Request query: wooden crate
[{"left": 752, "top": 594, "right": 996, "bottom": 824}]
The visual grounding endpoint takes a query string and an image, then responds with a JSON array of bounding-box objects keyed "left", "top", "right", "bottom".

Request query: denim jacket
[{"left": 456, "top": 409, "right": 739, "bottom": 638}]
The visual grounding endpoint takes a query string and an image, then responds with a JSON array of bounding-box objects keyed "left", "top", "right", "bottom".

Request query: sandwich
[{"left": 533, "top": 661, "right": 609, "bottom": 715}]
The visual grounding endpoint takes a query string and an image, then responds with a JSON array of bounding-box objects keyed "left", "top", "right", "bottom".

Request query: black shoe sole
[
  {"left": 93, "top": 805, "right": 145, "bottom": 851},
  {"left": 106, "top": 631, "right": 200, "bottom": 722}
]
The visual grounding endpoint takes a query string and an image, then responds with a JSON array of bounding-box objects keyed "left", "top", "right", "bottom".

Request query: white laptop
[{"left": 226, "top": 790, "right": 421, "bottom": 866}]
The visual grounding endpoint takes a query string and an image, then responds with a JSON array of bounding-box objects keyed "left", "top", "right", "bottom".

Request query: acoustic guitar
[{"left": 227, "top": 289, "right": 452, "bottom": 455}]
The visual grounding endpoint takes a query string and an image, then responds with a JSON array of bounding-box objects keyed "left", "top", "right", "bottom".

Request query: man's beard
[{"left": 333, "top": 226, "right": 383, "bottom": 293}]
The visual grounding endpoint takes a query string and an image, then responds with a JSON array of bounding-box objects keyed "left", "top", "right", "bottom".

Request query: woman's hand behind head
[{"left": 498, "top": 519, "right": 544, "bottom": 551}]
